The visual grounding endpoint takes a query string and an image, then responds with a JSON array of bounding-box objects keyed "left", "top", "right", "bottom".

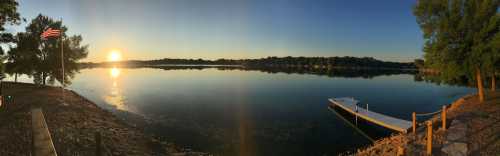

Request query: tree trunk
[
  {"left": 492, "top": 74, "right": 496, "bottom": 92},
  {"left": 476, "top": 68, "right": 485, "bottom": 103},
  {"left": 42, "top": 72, "right": 46, "bottom": 85}
]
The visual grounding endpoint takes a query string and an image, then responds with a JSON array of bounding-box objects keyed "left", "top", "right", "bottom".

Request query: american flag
[{"left": 40, "top": 28, "right": 61, "bottom": 39}]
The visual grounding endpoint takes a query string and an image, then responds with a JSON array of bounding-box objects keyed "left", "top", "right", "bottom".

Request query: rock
[
  {"left": 446, "top": 120, "right": 467, "bottom": 142},
  {"left": 171, "top": 152, "right": 187, "bottom": 156},
  {"left": 441, "top": 119, "right": 469, "bottom": 156},
  {"left": 446, "top": 130, "right": 466, "bottom": 142},
  {"left": 442, "top": 142, "right": 467, "bottom": 156}
]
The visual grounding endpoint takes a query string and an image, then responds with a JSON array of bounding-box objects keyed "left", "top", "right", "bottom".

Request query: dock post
[
  {"left": 355, "top": 104, "right": 358, "bottom": 125},
  {"left": 442, "top": 105, "right": 446, "bottom": 131},
  {"left": 426, "top": 121, "right": 433, "bottom": 155},
  {"left": 412, "top": 112, "right": 416, "bottom": 134},
  {"left": 397, "top": 146, "right": 405, "bottom": 156},
  {"left": 95, "top": 131, "right": 102, "bottom": 156}
]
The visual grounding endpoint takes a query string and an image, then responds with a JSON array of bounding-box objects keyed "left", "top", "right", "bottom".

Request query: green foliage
[
  {"left": 413, "top": 0, "right": 500, "bottom": 82},
  {"left": 0, "top": 0, "right": 20, "bottom": 39},
  {"left": 0, "top": 0, "right": 21, "bottom": 32},
  {"left": 0, "top": 0, "right": 21, "bottom": 76},
  {"left": 491, "top": 31, "right": 500, "bottom": 74}
]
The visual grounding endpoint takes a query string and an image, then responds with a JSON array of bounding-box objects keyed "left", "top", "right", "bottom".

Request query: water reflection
[
  {"left": 104, "top": 67, "right": 135, "bottom": 113},
  {"left": 110, "top": 67, "right": 121, "bottom": 78},
  {"left": 63, "top": 67, "right": 475, "bottom": 155}
]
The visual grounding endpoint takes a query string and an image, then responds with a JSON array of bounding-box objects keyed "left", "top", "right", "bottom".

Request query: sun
[{"left": 108, "top": 50, "right": 122, "bottom": 62}]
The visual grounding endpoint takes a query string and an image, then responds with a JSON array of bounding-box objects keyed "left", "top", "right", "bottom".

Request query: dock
[
  {"left": 32, "top": 108, "right": 58, "bottom": 156},
  {"left": 329, "top": 97, "right": 412, "bottom": 133}
]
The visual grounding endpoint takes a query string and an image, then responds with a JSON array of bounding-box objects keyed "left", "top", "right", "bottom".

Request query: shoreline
[
  {"left": 2, "top": 81, "right": 494, "bottom": 155},
  {"left": 353, "top": 91, "right": 500, "bottom": 155},
  {"left": 0, "top": 82, "right": 209, "bottom": 156}
]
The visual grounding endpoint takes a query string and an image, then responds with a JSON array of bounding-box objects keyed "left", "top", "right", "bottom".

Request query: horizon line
[{"left": 84, "top": 55, "right": 416, "bottom": 64}]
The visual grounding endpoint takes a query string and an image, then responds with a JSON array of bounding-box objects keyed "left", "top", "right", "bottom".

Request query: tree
[
  {"left": 489, "top": 30, "right": 500, "bottom": 91},
  {"left": 5, "top": 32, "right": 39, "bottom": 81},
  {"left": 414, "top": 0, "right": 500, "bottom": 102},
  {"left": 0, "top": 0, "right": 21, "bottom": 72},
  {"left": 16, "top": 14, "right": 88, "bottom": 85},
  {"left": 0, "top": 0, "right": 20, "bottom": 42},
  {"left": 414, "top": 59, "right": 425, "bottom": 69}
]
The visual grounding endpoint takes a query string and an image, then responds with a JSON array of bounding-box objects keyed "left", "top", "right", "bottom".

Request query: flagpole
[{"left": 61, "top": 18, "right": 65, "bottom": 105}]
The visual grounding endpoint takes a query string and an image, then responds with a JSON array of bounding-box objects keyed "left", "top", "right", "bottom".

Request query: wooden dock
[
  {"left": 329, "top": 97, "right": 412, "bottom": 133},
  {"left": 32, "top": 108, "right": 58, "bottom": 156}
]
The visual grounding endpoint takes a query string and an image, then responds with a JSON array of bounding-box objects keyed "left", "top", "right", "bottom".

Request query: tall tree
[
  {"left": 0, "top": 0, "right": 21, "bottom": 72},
  {"left": 489, "top": 30, "right": 500, "bottom": 91},
  {"left": 6, "top": 32, "right": 39, "bottom": 81},
  {"left": 0, "top": 0, "right": 20, "bottom": 42},
  {"left": 414, "top": 0, "right": 500, "bottom": 102},
  {"left": 20, "top": 14, "right": 88, "bottom": 85}
]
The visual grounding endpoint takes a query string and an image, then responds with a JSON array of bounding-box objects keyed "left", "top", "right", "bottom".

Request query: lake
[{"left": 6, "top": 67, "right": 475, "bottom": 155}]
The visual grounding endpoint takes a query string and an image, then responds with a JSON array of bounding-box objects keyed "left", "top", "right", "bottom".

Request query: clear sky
[{"left": 9, "top": 0, "right": 424, "bottom": 62}]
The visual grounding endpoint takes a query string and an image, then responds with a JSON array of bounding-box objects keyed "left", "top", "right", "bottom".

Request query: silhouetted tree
[
  {"left": 14, "top": 14, "right": 88, "bottom": 85},
  {"left": 83, "top": 56, "right": 415, "bottom": 70},
  {"left": 5, "top": 32, "right": 39, "bottom": 81}
]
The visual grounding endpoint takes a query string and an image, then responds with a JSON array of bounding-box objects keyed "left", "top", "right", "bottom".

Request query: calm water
[{"left": 7, "top": 67, "right": 475, "bottom": 155}]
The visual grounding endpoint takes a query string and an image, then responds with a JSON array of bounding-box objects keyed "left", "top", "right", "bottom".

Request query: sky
[{"left": 9, "top": 0, "right": 424, "bottom": 62}]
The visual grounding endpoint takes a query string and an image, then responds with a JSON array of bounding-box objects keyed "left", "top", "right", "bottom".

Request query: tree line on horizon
[
  {"left": 0, "top": 0, "right": 88, "bottom": 85},
  {"left": 82, "top": 56, "right": 415, "bottom": 69}
]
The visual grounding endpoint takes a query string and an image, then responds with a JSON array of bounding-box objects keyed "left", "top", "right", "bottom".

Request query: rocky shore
[
  {"left": 353, "top": 91, "right": 500, "bottom": 155},
  {"left": 0, "top": 82, "right": 210, "bottom": 156}
]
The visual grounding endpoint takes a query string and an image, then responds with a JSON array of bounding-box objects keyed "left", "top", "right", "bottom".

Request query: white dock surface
[{"left": 329, "top": 97, "right": 412, "bottom": 133}]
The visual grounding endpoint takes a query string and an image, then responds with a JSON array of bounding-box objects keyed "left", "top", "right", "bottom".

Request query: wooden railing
[{"left": 412, "top": 105, "right": 448, "bottom": 155}]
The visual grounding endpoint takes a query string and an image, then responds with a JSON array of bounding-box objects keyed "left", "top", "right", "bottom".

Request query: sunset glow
[
  {"left": 108, "top": 50, "right": 122, "bottom": 62},
  {"left": 4, "top": 0, "right": 496, "bottom": 155}
]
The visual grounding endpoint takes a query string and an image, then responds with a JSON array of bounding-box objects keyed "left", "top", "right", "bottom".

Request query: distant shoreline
[
  {"left": 80, "top": 63, "right": 416, "bottom": 70},
  {"left": 79, "top": 56, "right": 416, "bottom": 69}
]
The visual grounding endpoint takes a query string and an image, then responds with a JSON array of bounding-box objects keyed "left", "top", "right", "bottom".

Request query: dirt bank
[
  {"left": 0, "top": 82, "right": 209, "bottom": 156},
  {"left": 355, "top": 91, "right": 500, "bottom": 156}
]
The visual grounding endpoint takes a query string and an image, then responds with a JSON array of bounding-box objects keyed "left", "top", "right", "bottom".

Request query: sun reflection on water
[
  {"left": 103, "top": 67, "right": 136, "bottom": 113},
  {"left": 110, "top": 67, "right": 121, "bottom": 78}
]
